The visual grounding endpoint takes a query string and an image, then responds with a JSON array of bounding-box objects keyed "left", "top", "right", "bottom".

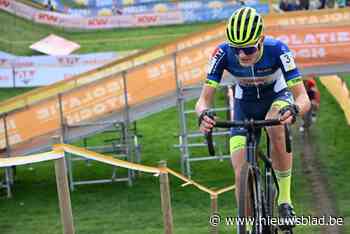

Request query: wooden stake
[
  {"left": 159, "top": 161, "right": 174, "bottom": 234},
  {"left": 52, "top": 136, "right": 75, "bottom": 234},
  {"left": 210, "top": 194, "right": 219, "bottom": 234}
]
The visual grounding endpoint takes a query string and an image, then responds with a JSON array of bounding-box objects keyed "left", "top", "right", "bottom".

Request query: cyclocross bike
[{"left": 206, "top": 118, "right": 293, "bottom": 234}]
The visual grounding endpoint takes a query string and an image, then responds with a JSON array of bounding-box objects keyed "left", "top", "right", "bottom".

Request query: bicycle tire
[
  {"left": 268, "top": 186, "right": 278, "bottom": 234},
  {"left": 238, "top": 162, "right": 261, "bottom": 234}
]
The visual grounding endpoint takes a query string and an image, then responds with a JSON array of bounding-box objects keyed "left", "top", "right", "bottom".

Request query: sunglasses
[{"left": 232, "top": 43, "right": 260, "bottom": 55}]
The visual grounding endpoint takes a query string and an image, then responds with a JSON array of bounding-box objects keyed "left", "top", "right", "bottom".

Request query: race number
[{"left": 280, "top": 52, "right": 296, "bottom": 72}]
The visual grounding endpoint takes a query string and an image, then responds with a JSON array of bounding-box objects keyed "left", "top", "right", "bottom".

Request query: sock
[{"left": 275, "top": 168, "right": 292, "bottom": 206}]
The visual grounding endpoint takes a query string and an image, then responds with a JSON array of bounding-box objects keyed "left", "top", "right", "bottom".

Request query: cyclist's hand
[
  {"left": 198, "top": 110, "right": 216, "bottom": 133},
  {"left": 278, "top": 104, "right": 300, "bottom": 124}
]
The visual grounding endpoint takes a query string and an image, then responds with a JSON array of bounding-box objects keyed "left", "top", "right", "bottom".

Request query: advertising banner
[
  {"left": 126, "top": 57, "right": 176, "bottom": 106},
  {"left": 0, "top": 52, "right": 120, "bottom": 87},
  {"left": 0, "top": 74, "right": 125, "bottom": 148},
  {"left": 1, "top": 0, "right": 267, "bottom": 29},
  {"left": 0, "top": 97, "right": 60, "bottom": 149},
  {"left": 0, "top": 68, "right": 13, "bottom": 87},
  {"left": 264, "top": 8, "right": 350, "bottom": 27},
  {"left": 267, "top": 25, "right": 350, "bottom": 68}
]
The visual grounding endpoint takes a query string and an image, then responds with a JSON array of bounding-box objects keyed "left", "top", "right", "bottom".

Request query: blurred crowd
[{"left": 279, "top": 0, "right": 350, "bottom": 11}]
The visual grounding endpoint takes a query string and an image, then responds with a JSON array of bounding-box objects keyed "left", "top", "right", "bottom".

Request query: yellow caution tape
[
  {"left": 2, "top": 143, "right": 235, "bottom": 198},
  {"left": 319, "top": 75, "right": 350, "bottom": 125},
  {"left": 60, "top": 144, "right": 161, "bottom": 174}
]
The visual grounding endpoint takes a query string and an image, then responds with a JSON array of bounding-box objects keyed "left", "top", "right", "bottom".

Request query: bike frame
[{"left": 206, "top": 118, "right": 292, "bottom": 233}]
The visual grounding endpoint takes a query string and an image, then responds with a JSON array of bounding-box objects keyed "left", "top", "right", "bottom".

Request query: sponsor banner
[
  {"left": 0, "top": 68, "right": 13, "bottom": 87},
  {"left": 0, "top": 98, "right": 61, "bottom": 149},
  {"left": 0, "top": 75, "right": 125, "bottom": 147},
  {"left": 0, "top": 51, "right": 15, "bottom": 59},
  {"left": 0, "top": 52, "right": 120, "bottom": 87},
  {"left": 9, "top": 1, "right": 36, "bottom": 20},
  {"left": 0, "top": 0, "right": 36, "bottom": 20},
  {"left": 61, "top": 75, "right": 125, "bottom": 125},
  {"left": 265, "top": 8, "right": 350, "bottom": 27},
  {"left": 267, "top": 25, "right": 350, "bottom": 68},
  {"left": 34, "top": 11, "right": 65, "bottom": 25},
  {"left": 133, "top": 11, "right": 183, "bottom": 27},
  {"left": 8, "top": 52, "right": 118, "bottom": 67},
  {"left": 1, "top": 0, "right": 266, "bottom": 29},
  {"left": 183, "top": 3, "right": 269, "bottom": 23},
  {"left": 0, "top": 0, "right": 11, "bottom": 10},
  {"left": 126, "top": 56, "right": 176, "bottom": 106},
  {"left": 13, "top": 66, "right": 101, "bottom": 87}
]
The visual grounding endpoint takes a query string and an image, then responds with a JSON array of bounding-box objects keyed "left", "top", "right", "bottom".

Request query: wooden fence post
[
  {"left": 210, "top": 194, "right": 219, "bottom": 234},
  {"left": 52, "top": 136, "right": 75, "bottom": 234},
  {"left": 159, "top": 160, "right": 174, "bottom": 234}
]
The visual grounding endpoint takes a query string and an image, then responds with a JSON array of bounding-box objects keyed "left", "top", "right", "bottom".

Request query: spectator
[
  {"left": 309, "top": 0, "right": 322, "bottom": 9},
  {"left": 299, "top": 77, "right": 320, "bottom": 132},
  {"left": 298, "top": 0, "right": 310, "bottom": 9},
  {"left": 279, "top": 0, "right": 299, "bottom": 11},
  {"left": 45, "top": 0, "right": 55, "bottom": 11},
  {"left": 318, "top": 0, "right": 327, "bottom": 8},
  {"left": 112, "top": 0, "right": 123, "bottom": 15},
  {"left": 327, "top": 0, "right": 336, "bottom": 8},
  {"left": 336, "top": 0, "right": 347, "bottom": 7}
]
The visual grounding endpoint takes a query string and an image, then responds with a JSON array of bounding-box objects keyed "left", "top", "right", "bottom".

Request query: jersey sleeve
[
  {"left": 206, "top": 46, "right": 227, "bottom": 88},
  {"left": 276, "top": 41, "right": 302, "bottom": 88}
]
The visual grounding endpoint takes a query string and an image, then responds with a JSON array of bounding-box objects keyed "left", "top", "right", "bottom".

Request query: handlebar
[{"left": 205, "top": 118, "right": 292, "bottom": 156}]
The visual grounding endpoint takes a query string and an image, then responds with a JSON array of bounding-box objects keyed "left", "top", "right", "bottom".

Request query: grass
[
  {"left": 313, "top": 75, "right": 350, "bottom": 233},
  {"left": 0, "top": 10, "right": 347, "bottom": 234},
  {"left": 0, "top": 89, "right": 319, "bottom": 234},
  {"left": 0, "top": 10, "right": 217, "bottom": 56}
]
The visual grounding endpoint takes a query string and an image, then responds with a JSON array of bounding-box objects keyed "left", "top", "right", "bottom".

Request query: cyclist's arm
[
  {"left": 196, "top": 85, "right": 216, "bottom": 133},
  {"left": 289, "top": 80, "right": 311, "bottom": 116},
  {"left": 196, "top": 45, "right": 226, "bottom": 116},
  {"left": 195, "top": 85, "right": 216, "bottom": 116},
  {"left": 275, "top": 41, "right": 311, "bottom": 119}
]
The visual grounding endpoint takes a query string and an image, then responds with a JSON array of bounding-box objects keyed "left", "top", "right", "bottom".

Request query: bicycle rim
[
  {"left": 269, "top": 186, "right": 278, "bottom": 234},
  {"left": 238, "top": 162, "right": 260, "bottom": 234}
]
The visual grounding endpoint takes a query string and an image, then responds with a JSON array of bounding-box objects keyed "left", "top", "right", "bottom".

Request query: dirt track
[{"left": 298, "top": 129, "right": 342, "bottom": 234}]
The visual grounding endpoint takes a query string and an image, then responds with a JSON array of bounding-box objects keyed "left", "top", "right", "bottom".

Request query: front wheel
[{"left": 238, "top": 162, "right": 261, "bottom": 234}]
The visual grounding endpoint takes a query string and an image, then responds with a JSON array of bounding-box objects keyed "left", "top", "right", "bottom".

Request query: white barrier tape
[{"left": 0, "top": 151, "right": 63, "bottom": 168}]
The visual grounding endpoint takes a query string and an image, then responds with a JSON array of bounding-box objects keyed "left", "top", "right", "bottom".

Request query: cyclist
[
  {"left": 299, "top": 77, "right": 320, "bottom": 131},
  {"left": 195, "top": 6, "right": 311, "bottom": 231}
]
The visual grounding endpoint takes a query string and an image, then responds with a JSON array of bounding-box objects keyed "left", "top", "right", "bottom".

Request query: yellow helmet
[{"left": 226, "top": 7, "right": 264, "bottom": 47}]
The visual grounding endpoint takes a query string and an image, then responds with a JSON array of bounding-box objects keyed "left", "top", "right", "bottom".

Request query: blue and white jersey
[{"left": 206, "top": 37, "right": 302, "bottom": 101}]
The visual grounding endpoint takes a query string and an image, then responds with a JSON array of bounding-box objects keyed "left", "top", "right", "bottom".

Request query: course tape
[
  {"left": 319, "top": 75, "right": 350, "bottom": 125},
  {"left": 0, "top": 151, "right": 63, "bottom": 168},
  {"left": 59, "top": 144, "right": 162, "bottom": 174},
  {"left": 0, "top": 143, "right": 235, "bottom": 196}
]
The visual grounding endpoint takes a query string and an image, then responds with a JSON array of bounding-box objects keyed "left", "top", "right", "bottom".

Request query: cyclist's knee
[
  {"left": 230, "top": 135, "right": 246, "bottom": 155},
  {"left": 267, "top": 128, "right": 287, "bottom": 154},
  {"left": 230, "top": 136, "right": 246, "bottom": 175}
]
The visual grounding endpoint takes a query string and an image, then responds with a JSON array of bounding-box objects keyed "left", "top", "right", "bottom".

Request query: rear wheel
[
  {"left": 238, "top": 162, "right": 261, "bottom": 234},
  {"left": 268, "top": 186, "right": 278, "bottom": 234}
]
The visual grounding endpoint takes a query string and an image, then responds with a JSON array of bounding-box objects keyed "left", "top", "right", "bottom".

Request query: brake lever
[
  {"left": 206, "top": 129, "right": 215, "bottom": 156},
  {"left": 201, "top": 111, "right": 216, "bottom": 156},
  {"left": 285, "top": 124, "right": 292, "bottom": 153}
]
